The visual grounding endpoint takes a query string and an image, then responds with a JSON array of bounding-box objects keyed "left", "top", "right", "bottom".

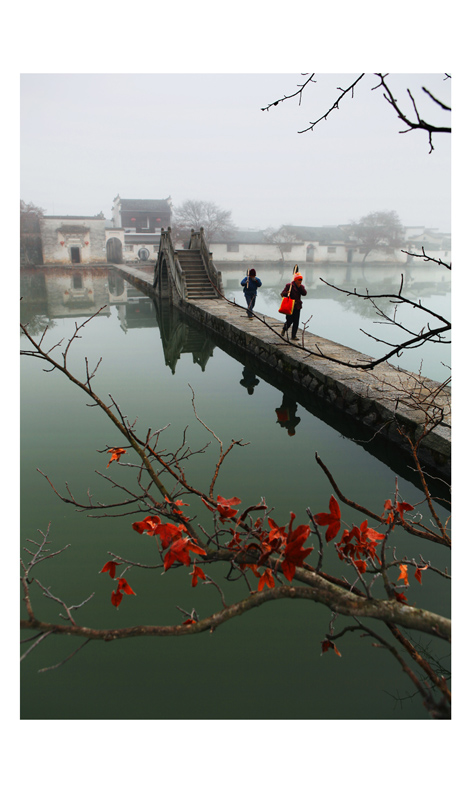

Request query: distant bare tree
[
  {"left": 263, "top": 227, "right": 299, "bottom": 262},
  {"left": 20, "top": 199, "right": 45, "bottom": 265},
  {"left": 348, "top": 210, "right": 405, "bottom": 263},
  {"left": 172, "top": 199, "right": 237, "bottom": 244}
]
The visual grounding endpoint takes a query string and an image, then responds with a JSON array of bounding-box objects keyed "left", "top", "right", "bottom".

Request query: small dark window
[
  {"left": 71, "top": 246, "right": 81, "bottom": 263},
  {"left": 73, "top": 274, "right": 83, "bottom": 289}
]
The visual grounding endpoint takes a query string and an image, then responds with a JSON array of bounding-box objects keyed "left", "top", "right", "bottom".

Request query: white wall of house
[
  {"left": 40, "top": 217, "right": 107, "bottom": 265},
  {"left": 210, "top": 240, "right": 412, "bottom": 264},
  {"left": 209, "top": 241, "right": 307, "bottom": 262}
]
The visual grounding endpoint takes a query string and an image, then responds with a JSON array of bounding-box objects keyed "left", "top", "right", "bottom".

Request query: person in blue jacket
[{"left": 241, "top": 268, "right": 262, "bottom": 318}]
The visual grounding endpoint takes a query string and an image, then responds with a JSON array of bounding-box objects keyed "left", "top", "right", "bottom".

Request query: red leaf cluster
[
  {"left": 131, "top": 508, "right": 207, "bottom": 575},
  {"left": 202, "top": 494, "right": 241, "bottom": 520},
  {"left": 382, "top": 498, "right": 415, "bottom": 525},
  {"left": 100, "top": 562, "right": 136, "bottom": 609},
  {"left": 336, "top": 520, "right": 385, "bottom": 573},
  {"left": 234, "top": 512, "right": 313, "bottom": 590}
]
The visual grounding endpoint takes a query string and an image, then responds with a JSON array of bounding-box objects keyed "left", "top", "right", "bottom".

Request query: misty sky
[{"left": 20, "top": 72, "right": 451, "bottom": 233}]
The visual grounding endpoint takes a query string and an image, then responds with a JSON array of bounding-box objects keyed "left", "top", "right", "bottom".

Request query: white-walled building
[
  {"left": 209, "top": 225, "right": 451, "bottom": 265},
  {"left": 40, "top": 215, "right": 108, "bottom": 265},
  {"left": 209, "top": 231, "right": 307, "bottom": 263}
]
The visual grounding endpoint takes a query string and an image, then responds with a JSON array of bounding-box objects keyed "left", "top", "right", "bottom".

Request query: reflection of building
[
  {"left": 112, "top": 196, "right": 172, "bottom": 263},
  {"left": 42, "top": 268, "right": 111, "bottom": 318},
  {"left": 20, "top": 266, "right": 162, "bottom": 328}
]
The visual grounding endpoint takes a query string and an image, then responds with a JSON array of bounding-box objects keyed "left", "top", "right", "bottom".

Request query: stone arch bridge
[{"left": 153, "top": 227, "right": 223, "bottom": 303}]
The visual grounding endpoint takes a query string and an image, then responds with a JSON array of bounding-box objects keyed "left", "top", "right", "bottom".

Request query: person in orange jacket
[{"left": 280, "top": 273, "right": 307, "bottom": 340}]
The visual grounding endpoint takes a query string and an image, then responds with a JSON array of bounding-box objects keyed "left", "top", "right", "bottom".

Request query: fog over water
[{"left": 20, "top": 72, "right": 451, "bottom": 233}]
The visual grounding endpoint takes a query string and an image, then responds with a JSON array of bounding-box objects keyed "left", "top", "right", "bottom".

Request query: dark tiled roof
[
  {"left": 125, "top": 235, "right": 160, "bottom": 244},
  {"left": 119, "top": 199, "right": 171, "bottom": 212},
  {"left": 280, "top": 225, "right": 348, "bottom": 243},
  {"left": 43, "top": 215, "right": 104, "bottom": 220},
  {"left": 210, "top": 230, "right": 269, "bottom": 244}
]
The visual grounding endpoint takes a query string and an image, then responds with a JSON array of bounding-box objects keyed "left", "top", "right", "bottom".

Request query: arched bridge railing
[{"left": 153, "top": 228, "right": 186, "bottom": 300}]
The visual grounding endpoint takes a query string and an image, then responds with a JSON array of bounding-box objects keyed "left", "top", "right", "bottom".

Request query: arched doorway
[{"left": 106, "top": 237, "right": 123, "bottom": 264}]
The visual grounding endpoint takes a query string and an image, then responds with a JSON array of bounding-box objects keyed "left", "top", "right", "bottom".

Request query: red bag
[{"left": 278, "top": 296, "right": 295, "bottom": 315}]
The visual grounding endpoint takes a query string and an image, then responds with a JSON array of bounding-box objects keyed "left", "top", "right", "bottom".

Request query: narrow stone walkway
[{"left": 113, "top": 264, "right": 451, "bottom": 476}]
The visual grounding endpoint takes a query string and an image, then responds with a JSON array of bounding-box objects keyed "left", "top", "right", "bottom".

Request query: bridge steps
[{"left": 176, "top": 250, "right": 218, "bottom": 300}]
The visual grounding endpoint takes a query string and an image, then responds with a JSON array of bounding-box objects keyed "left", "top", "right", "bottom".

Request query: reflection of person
[
  {"left": 240, "top": 366, "right": 260, "bottom": 395},
  {"left": 280, "top": 273, "right": 307, "bottom": 340},
  {"left": 241, "top": 268, "right": 262, "bottom": 319},
  {"left": 275, "top": 395, "right": 301, "bottom": 436}
]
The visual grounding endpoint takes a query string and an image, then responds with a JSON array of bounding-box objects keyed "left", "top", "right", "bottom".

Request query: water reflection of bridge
[{"left": 154, "top": 300, "right": 214, "bottom": 373}]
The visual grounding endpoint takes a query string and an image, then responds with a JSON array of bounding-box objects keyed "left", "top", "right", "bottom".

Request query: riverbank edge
[{"left": 114, "top": 265, "right": 451, "bottom": 479}]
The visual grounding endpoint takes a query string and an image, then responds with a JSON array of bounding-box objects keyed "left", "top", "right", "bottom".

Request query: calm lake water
[{"left": 20, "top": 264, "right": 451, "bottom": 720}]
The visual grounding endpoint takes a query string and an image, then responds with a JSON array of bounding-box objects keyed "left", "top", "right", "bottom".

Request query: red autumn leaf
[
  {"left": 132, "top": 515, "right": 161, "bottom": 534},
  {"left": 182, "top": 618, "right": 197, "bottom": 625},
  {"left": 156, "top": 522, "right": 185, "bottom": 549},
  {"left": 106, "top": 447, "right": 127, "bottom": 468},
  {"left": 100, "top": 560, "right": 121, "bottom": 579},
  {"left": 281, "top": 558, "right": 296, "bottom": 582},
  {"left": 360, "top": 520, "right": 385, "bottom": 542},
  {"left": 381, "top": 499, "right": 394, "bottom": 524},
  {"left": 321, "top": 639, "right": 342, "bottom": 657},
  {"left": 241, "top": 563, "right": 261, "bottom": 578},
  {"left": 117, "top": 577, "right": 136, "bottom": 595},
  {"left": 190, "top": 564, "right": 206, "bottom": 587},
  {"left": 216, "top": 495, "right": 241, "bottom": 519},
  {"left": 164, "top": 496, "right": 190, "bottom": 519},
  {"left": 258, "top": 568, "right": 275, "bottom": 591},
  {"left": 354, "top": 559, "right": 368, "bottom": 574},
  {"left": 414, "top": 565, "right": 429, "bottom": 584},
  {"left": 314, "top": 495, "right": 341, "bottom": 542},
  {"left": 396, "top": 501, "right": 414, "bottom": 518},
  {"left": 282, "top": 540, "right": 313, "bottom": 581},
  {"left": 393, "top": 590, "right": 409, "bottom": 604},
  {"left": 227, "top": 530, "right": 243, "bottom": 549},
  {"left": 281, "top": 514, "right": 313, "bottom": 580},
  {"left": 164, "top": 537, "right": 207, "bottom": 571},
  {"left": 111, "top": 589, "right": 123, "bottom": 608},
  {"left": 397, "top": 564, "right": 409, "bottom": 585}
]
